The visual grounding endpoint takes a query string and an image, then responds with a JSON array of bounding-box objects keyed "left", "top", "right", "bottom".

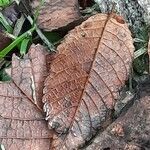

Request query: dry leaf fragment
[
  {"left": 43, "top": 13, "right": 134, "bottom": 149},
  {"left": 0, "top": 44, "right": 53, "bottom": 150},
  {"left": 31, "top": 0, "right": 81, "bottom": 31},
  {"left": 0, "top": 31, "right": 11, "bottom": 51},
  {"left": 11, "top": 44, "right": 48, "bottom": 110},
  {"left": 0, "top": 83, "right": 52, "bottom": 150}
]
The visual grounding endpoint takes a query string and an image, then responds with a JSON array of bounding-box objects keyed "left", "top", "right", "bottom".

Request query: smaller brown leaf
[
  {"left": 0, "top": 82, "right": 53, "bottom": 150},
  {"left": 0, "top": 44, "right": 53, "bottom": 150},
  {"left": 11, "top": 44, "right": 48, "bottom": 110},
  {"left": 31, "top": 0, "right": 81, "bottom": 31}
]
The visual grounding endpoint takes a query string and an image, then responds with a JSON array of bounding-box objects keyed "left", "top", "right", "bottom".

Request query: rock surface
[{"left": 86, "top": 80, "right": 150, "bottom": 150}]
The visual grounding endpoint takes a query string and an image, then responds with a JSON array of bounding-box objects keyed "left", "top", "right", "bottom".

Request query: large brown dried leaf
[
  {"left": 31, "top": 0, "right": 81, "bottom": 31},
  {"left": 43, "top": 14, "right": 134, "bottom": 149},
  {"left": 0, "top": 44, "right": 52, "bottom": 150}
]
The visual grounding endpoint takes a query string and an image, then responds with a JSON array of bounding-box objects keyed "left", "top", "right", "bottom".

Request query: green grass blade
[
  {"left": 20, "top": 38, "right": 30, "bottom": 55},
  {"left": 0, "top": 26, "right": 35, "bottom": 58},
  {"left": 134, "top": 47, "right": 147, "bottom": 59}
]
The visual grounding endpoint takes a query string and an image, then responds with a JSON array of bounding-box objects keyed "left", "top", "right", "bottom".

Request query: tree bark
[{"left": 95, "top": 0, "right": 149, "bottom": 37}]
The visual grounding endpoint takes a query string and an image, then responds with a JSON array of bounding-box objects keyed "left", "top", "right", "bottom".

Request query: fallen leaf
[
  {"left": 31, "top": 0, "right": 81, "bottom": 31},
  {"left": 11, "top": 44, "right": 49, "bottom": 110},
  {"left": 43, "top": 13, "right": 134, "bottom": 149},
  {"left": 0, "top": 44, "right": 53, "bottom": 150}
]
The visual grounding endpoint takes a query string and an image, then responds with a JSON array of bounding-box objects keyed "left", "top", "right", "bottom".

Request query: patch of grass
[
  {"left": 0, "top": 0, "right": 57, "bottom": 58},
  {"left": 0, "top": 1, "right": 58, "bottom": 81},
  {"left": 0, "top": 0, "right": 11, "bottom": 7},
  {"left": 133, "top": 24, "right": 150, "bottom": 74}
]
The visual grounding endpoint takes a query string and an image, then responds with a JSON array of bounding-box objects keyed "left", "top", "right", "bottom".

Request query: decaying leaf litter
[
  {"left": 0, "top": 44, "right": 53, "bottom": 150},
  {"left": 0, "top": 0, "right": 150, "bottom": 150},
  {"left": 43, "top": 13, "right": 134, "bottom": 149}
]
